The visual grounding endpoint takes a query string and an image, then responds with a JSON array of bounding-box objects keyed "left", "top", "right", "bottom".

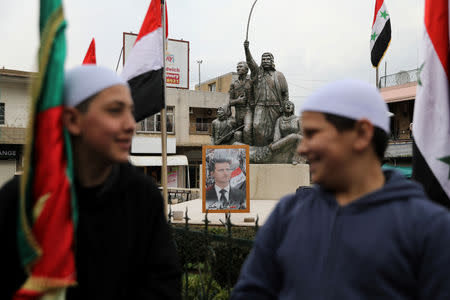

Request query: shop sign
[{"left": 0, "top": 145, "right": 19, "bottom": 160}]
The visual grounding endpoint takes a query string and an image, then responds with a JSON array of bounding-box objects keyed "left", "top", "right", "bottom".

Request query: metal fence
[
  {"left": 168, "top": 208, "right": 258, "bottom": 299},
  {"left": 379, "top": 68, "right": 419, "bottom": 88}
]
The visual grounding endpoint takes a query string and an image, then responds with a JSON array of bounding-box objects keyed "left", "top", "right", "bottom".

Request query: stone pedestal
[{"left": 249, "top": 164, "right": 310, "bottom": 200}]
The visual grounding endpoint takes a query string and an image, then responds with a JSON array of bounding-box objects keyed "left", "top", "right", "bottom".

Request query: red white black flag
[
  {"left": 121, "top": 0, "right": 168, "bottom": 122},
  {"left": 412, "top": 0, "right": 450, "bottom": 207},
  {"left": 370, "top": 0, "right": 391, "bottom": 67},
  {"left": 82, "top": 38, "right": 96, "bottom": 65}
]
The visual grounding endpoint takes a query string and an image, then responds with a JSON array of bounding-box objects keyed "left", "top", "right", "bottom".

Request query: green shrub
[
  {"left": 182, "top": 263, "right": 230, "bottom": 300},
  {"left": 172, "top": 225, "right": 255, "bottom": 289}
]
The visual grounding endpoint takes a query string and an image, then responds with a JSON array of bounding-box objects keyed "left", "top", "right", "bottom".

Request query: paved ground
[{"left": 170, "top": 198, "right": 279, "bottom": 226}]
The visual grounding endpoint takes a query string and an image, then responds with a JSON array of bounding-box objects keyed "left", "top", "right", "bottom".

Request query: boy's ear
[
  {"left": 62, "top": 107, "right": 82, "bottom": 136},
  {"left": 353, "top": 119, "right": 374, "bottom": 152}
]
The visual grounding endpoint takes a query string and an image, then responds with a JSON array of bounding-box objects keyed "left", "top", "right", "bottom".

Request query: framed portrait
[{"left": 202, "top": 145, "right": 250, "bottom": 213}]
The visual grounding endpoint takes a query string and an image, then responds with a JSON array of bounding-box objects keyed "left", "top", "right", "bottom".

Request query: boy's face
[
  {"left": 75, "top": 84, "right": 135, "bottom": 164},
  {"left": 297, "top": 111, "right": 355, "bottom": 188}
]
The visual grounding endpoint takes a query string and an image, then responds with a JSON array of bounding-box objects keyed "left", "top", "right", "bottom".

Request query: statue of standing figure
[
  {"left": 211, "top": 104, "right": 236, "bottom": 145},
  {"left": 228, "top": 61, "right": 254, "bottom": 145},
  {"left": 244, "top": 40, "right": 289, "bottom": 147}
]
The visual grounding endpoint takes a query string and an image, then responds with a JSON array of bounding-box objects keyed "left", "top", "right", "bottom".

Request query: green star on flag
[
  {"left": 380, "top": 10, "right": 389, "bottom": 19},
  {"left": 438, "top": 156, "right": 450, "bottom": 179},
  {"left": 371, "top": 32, "right": 378, "bottom": 41}
]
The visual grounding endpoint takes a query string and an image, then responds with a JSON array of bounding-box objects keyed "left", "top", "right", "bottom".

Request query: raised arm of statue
[{"left": 244, "top": 41, "right": 258, "bottom": 77}]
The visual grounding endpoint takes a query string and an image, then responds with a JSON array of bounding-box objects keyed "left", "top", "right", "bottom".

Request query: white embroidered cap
[{"left": 64, "top": 65, "right": 128, "bottom": 107}]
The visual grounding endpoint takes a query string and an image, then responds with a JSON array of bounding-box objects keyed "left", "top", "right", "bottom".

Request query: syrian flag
[
  {"left": 412, "top": 0, "right": 450, "bottom": 207},
  {"left": 121, "top": 0, "right": 168, "bottom": 122},
  {"left": 82, "top": 37, "right": 96, "bottom": 64},
  {"left": 230, "top": 167, "right": 246, "bottom": 188},
  {"left": 370, "top": 0, "right": 391, "bottom": 67}
]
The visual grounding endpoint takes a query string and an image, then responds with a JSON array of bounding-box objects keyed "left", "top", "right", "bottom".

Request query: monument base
[{"left": 249, "top": 163, "right": 310, "bottom": 200}]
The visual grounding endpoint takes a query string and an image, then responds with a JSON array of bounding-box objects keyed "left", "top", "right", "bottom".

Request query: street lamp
[{"left": 197, "top": 60, "right": 202, "bottom": 90}]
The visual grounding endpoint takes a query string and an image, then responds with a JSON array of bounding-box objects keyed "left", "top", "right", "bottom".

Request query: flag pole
[
  {"left": 376, "top": 66, "right": 379, "bottom": 88},
  {"left": 161, "top": 0, "right": 168, "bottom": 218}
]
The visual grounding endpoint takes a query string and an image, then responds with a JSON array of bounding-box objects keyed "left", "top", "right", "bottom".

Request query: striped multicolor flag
[
  {"left": 412, "top": 0, "right": 450, "bottom": 206},
  {"left": 370, "top": 0, "right": 391, "bottom": 67},
  {"left": 121, "top": 0, "right": 168, "bottom": 122},
  {"left": 15, "top": 0, "right": 78, "bottom": 299}
]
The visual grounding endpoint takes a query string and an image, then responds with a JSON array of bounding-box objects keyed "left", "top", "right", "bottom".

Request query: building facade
[
  {"left": 195, "top": 72, "right": 237, "bottom": 93},
  {"left": 0, "top": 69, "right": 32, "bottom": 187},
  {"left": 379, "top": 69, "right": 418, "bottom": 175}
]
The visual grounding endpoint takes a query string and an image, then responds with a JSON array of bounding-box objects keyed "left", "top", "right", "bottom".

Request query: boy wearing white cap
[
  {"left": 232, "top": 80, "right": 450, "bottom": 299},
  {"left": 0, "top": 65, "right": 181, "bottom": 299}
]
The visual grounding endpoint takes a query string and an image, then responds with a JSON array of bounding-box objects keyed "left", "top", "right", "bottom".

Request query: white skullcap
[
  {"left": 64, "top": 65, "right": 128, "bottom": 107},
  {"left": 300, "top": 79, "right": 390, "bottom": 134}
]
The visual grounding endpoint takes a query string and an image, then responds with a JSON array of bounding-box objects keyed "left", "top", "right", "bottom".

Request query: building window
[
  {"left": 138, "top": 106, "right": 174, "bottom": 133},
  {"left": 208, "top": 83, "right": 216, "bottom": 92},
  {"left": 0, "top": 103, "right": 4, "bottom": 125},
  {"left": 196, "top": 118, "right": 210, "bottom": 132}
]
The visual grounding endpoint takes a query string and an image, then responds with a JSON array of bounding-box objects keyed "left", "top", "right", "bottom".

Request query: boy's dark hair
[
  {"left": 323, "top": 113, "right": 388, "bottom": 161},
  {"left": 75, "top": 92, "right": 99, "bottom": 113}
]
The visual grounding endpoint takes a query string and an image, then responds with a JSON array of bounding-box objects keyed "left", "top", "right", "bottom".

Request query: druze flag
[
  {"left": 370, "top": 0, "right": 391, "bottom": 67},
  {"left": 82, "top": 38, "right": 96, "bottom": 65},
  {"left": 121, "top": 0, "right": 168, "bottom": 122},
  {"left": 15, "top": 0, "right": 78, "bottom": 298},
  {"left": 412, "top": 0, "right": 450, "bottom": 207}
]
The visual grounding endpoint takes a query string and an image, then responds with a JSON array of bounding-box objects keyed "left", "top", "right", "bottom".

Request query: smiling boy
[
  {"left": 232, "top": 79, "right": 450, "bottom": 299},
  {"left": 0, "top": 65, "right": 181, "bottom": 299}
]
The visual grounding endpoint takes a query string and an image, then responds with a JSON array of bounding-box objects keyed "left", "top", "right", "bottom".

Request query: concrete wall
[
  {"left": 0, "top": 79, "right": 31, "bottom": 127},
  {"left": 0, "top": 75, "right": 30, "bottom": 186},
  {"left": 0, "top": 160, "right": 16, "bottom": 188},
  {"left": 249, "top": 164, "right": 310, "bottom": 200}
]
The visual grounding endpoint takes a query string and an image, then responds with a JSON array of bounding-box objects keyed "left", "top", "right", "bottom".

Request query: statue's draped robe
[{"left": 251, "top": 69, "right": 289, "bottom": 146}]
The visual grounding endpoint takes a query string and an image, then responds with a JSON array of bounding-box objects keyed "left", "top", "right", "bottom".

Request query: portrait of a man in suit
[{"left": 205, "top": 157, "right": 246, "bottom": 210}]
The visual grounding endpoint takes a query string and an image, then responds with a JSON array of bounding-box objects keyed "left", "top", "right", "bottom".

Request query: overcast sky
[{"left": 0, "top": 0, "right": 424, "bottom": 110}]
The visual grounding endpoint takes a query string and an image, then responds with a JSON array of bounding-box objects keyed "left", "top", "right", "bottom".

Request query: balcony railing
[{"left": 379, "top": 68, "right": 419, "bottom": 88}]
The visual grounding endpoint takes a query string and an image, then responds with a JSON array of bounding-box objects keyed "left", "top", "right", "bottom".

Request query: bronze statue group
[{"left": 212, "top": 41, "right": 303, "bottom": 164}]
